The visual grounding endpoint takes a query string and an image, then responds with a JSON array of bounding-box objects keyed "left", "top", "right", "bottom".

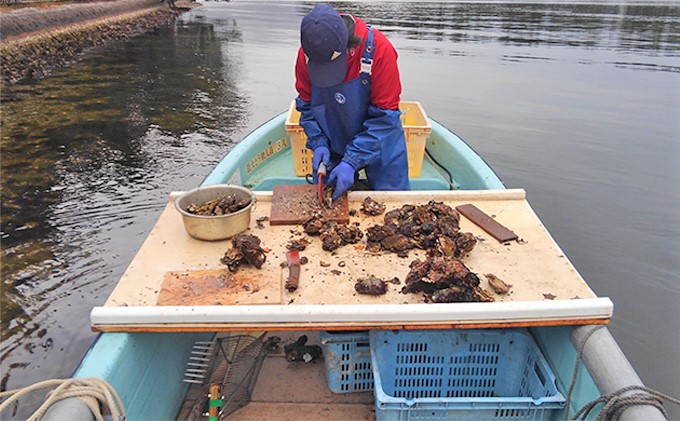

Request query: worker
[{"left": 295, "top": 4, "right": 410, "bottom": 201}]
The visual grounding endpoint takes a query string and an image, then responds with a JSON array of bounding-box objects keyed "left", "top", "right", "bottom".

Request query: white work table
[{"left": 91, "top": 189, "right": 612, "bottom": 332}]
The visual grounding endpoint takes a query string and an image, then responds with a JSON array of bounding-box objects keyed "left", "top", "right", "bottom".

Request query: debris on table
[
  {"left": 286, "top": 237, "right": 311, "bottom": 251},
  {"left": 485, "top": 273, "right": 512, "bottom": 294},
  {"left": 256, "top": 216, "right": 269, "bottom": 229}
]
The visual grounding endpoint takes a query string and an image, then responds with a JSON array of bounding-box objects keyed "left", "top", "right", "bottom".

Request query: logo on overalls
[{"left": 334, "top": 93, "right": 346, "bottom": 104}]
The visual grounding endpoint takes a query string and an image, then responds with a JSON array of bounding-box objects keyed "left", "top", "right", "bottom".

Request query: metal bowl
[{"left": 175, "top": 184, "right": 256, "bottom": 241}]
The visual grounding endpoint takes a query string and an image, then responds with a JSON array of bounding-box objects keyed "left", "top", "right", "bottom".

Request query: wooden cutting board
[
  {"left": 270, "top": 184, "right": 349, "bottom": 225},
  {"left": 157, "top": 268, "right": 281, "bottom": 306}
]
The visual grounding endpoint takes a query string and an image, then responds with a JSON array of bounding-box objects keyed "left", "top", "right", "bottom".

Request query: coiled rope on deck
[
  {"left": 0, "top": 377, "right": 125, "bottom": 421},
  {"left": 564, "top": 325, "right": 680, "bottom": 420}
]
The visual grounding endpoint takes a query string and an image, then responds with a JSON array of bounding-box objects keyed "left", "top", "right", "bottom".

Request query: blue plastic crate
[
  {"left": 369, "top": 329, "right": 566, "bottom": 420},
  {"left": 319, "top": 331, "right": 374, "bottom": 394}
]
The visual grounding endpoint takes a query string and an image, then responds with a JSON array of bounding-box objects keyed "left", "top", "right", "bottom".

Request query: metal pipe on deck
[
  {"left": 42, "top": 398, "right": 95, "bottom": 421},
  {"left": 572, "top": 325, "right": 666, "bottom": 421}
]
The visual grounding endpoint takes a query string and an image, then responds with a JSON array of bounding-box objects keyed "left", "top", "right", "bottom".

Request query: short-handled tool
[
  {"left": 317, "top": 162, "right": 327, "bottom": 207},
  {"left": 285, "top": 250, "right": 301, "bottom": 293}
]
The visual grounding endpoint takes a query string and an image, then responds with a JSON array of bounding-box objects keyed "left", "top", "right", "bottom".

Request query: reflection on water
[
  {"left": 0, "top": 20, "right": 248, "bottom": 410},
  {"left": 1, "top": 1, "right": 679, "bottom": 418},
  {"left": 349, "top": 2, "right": 680, "bottom": 74},
  {"left": 344, "top": 3, "right": 680, "bottom": 51}
]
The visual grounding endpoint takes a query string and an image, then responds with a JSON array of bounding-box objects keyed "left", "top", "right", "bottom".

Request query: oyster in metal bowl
[{"left": 175, "top": 184, "right": 256, "bottom": 241}]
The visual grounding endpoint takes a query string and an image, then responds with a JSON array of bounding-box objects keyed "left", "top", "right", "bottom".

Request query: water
[{"left": 1, "top": 1, "right": 679, "bottom": 418}]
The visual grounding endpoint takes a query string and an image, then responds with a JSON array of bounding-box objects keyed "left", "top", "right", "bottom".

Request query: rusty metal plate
[{"left": 456, "top": 203, "right": 518, "bottom": 243}]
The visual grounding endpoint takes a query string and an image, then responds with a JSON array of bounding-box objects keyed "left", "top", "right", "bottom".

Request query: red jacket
[{"left": 295, "top": 16, "right": 402, "bottom": 110}]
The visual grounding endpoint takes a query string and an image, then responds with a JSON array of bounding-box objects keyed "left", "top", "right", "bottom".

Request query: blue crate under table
[
  {"left": 319, "top": 331, "right": 374, "bottom": 394},
  {"left": 369, "top": 329, "right": 566, "bottom": 420}
]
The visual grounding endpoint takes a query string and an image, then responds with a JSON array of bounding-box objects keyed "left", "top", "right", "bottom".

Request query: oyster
[
  {"left": 187, "top": 194, "right": 251, "bottom": 216},
  {"left": 402, "top": 256, "right": 494, "bottom": 303},
  {"left": 360, "top": 196, "right": 386, "bottom": 216},
  {"left": 364, "top": 200, "right": 472, "bottom": 258},
  {"left": 355, "top": 276, "right": 388, "bottom": 295},
  {"left": 220, "top": 233, "right": 266, "bottom": 272}
]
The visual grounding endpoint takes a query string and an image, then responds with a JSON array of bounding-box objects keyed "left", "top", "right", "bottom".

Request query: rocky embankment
[{"left": 0, "top": 0, "right": 195, "bottom": 85}]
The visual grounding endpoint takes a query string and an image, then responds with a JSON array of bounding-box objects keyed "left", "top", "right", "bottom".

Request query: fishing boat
[{"left": 40, "top": 102, "right": 665, "bottom": 420}]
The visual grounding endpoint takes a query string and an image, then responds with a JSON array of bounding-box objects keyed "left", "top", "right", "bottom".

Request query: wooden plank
[
  {"left": 456, "top": 203, "right": 518, "bottom": 242},
  {"left": 270, "top": 184, "right": 349, "bottom": 225},
  {"left": 157, "top": 268, "right": 281, "bottom": 306}
]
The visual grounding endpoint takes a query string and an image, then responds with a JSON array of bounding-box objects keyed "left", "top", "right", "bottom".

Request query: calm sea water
[{"left": 1, "top": 1, "right": 678, "bottom": 418}]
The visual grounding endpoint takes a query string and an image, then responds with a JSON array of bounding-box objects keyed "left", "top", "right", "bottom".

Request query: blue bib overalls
[{"left": 305, "top": 28, "right": 410, "bottom": 190}]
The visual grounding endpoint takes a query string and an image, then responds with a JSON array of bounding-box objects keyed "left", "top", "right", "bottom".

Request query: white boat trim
[{"left": 91, "top": 297, "right": 613, "bottom": 327}]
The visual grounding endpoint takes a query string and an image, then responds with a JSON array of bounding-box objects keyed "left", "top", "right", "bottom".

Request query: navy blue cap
[{"left": 300, "top": 4, "right": 348, "bottom": 87}]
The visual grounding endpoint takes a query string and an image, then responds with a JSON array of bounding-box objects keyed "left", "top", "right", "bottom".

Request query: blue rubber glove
[
  {"left": 312, "top": 146, "right": 330, "bottom": 183},
  {"left": 327, "top": 161, "right": 355, "bottom": 201}
]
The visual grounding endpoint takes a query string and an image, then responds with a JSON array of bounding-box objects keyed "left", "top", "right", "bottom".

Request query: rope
[
  {"left": 0, "top": 378, "right": 125, "bottom": 421},
  {"left": 563, "top": 325, "right": 605, "bottom": 419},
  {"left": 564, "top": 325, "right": 680, "bottom": 420},
  {"left": 572, "top": 385, "right": 680, "bottom": 420}
]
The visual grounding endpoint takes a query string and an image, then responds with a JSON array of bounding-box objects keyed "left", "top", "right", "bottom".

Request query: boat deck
[{"left": 177, "top": 331, "right": 375, "bottom": 421}]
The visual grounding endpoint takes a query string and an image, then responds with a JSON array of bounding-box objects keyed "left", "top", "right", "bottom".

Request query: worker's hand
[
  {"left": 312, "top": 146, "right": 330, "bottom": 183},
  {"left": 327, "top": 161, "right": 355, "bottom": 201}
]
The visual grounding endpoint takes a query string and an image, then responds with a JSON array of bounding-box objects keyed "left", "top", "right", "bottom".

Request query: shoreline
[{"left": 0, "top": 0, "right": 199, "bottom": 85}]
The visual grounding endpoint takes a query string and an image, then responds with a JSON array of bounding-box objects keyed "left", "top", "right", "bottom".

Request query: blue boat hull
[{"left": 73, "top": 111, "right": 629, "bottom": 420}]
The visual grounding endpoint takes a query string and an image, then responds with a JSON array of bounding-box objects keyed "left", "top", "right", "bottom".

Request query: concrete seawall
[{"left": 0, "top": 0, "right": 195, "bottom": 85}]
